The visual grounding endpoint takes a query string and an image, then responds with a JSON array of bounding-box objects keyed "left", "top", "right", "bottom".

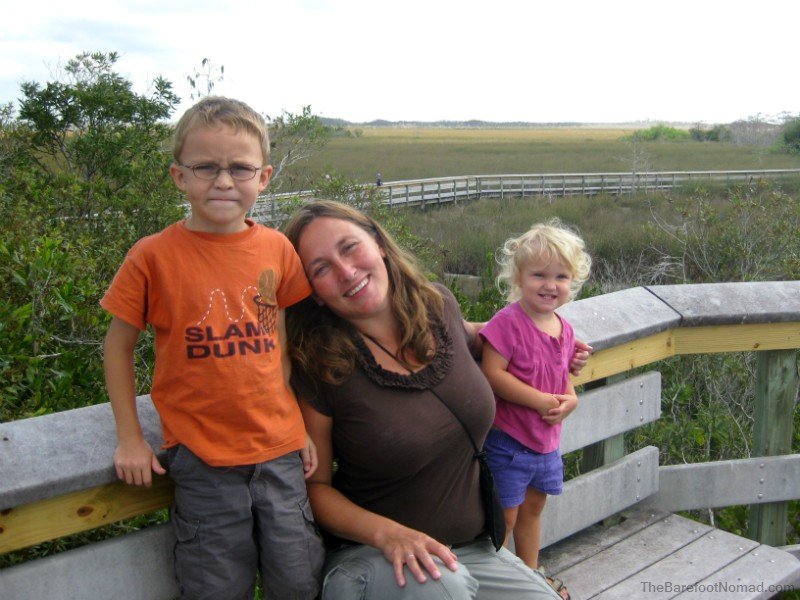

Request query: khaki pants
[
  {"left": 321, "top": 538, "right": 561, "bottom": 600},
  {"left": 167, "top": 445, "right": 324, "bottom": 600}
]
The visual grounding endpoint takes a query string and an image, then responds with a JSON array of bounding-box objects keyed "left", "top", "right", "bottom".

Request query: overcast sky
[{"left": 1, "top": 0, "right": 797, "bottom": 124}]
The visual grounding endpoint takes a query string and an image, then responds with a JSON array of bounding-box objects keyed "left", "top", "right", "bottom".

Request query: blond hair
[
  {"left": 284, "top": 200, "right": 444, "bottom": 386},
  {"left": 172, "top": 96, "right": 270, "bottom": 163},
  {"left": 496, "top": 218, "right": 591, "bottom": 303}
]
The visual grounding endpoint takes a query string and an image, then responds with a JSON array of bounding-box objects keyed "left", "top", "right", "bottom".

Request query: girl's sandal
[{"left": 537, "top": 567, "right": 571, "bottom": 600}]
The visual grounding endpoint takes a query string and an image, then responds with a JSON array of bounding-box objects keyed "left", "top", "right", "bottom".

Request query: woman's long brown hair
[{"left": 284, "top": 200, "right": 443, "bottom": 387}]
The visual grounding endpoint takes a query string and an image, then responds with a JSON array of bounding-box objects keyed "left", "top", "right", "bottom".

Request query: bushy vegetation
[
  {"left": 781, "top": 118, "right": 800, "bottom": 154},
  {"left": 623, "top": 124, "right": 690, "bottom": 142},
  {"left": 0, "top": 52, "right": 184, "bottom": 422},
  {"left": 689, "top": 124, "right": 731, "bottom": 142}
]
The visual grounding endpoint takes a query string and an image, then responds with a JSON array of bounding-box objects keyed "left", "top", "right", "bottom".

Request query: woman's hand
[
  {"left": 376, "top": 524, "right": 459, "bottom": 587},
  {"left": 569, "top": 339, "right": 593, "bottom": 376}
]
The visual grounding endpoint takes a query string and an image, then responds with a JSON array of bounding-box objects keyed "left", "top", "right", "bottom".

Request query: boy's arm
[
  {"left": 481, "top": 342, "right": 559, "bottom": 415},
  {"left": 104, "top": 317, "right": 165, "bottom": 487}
]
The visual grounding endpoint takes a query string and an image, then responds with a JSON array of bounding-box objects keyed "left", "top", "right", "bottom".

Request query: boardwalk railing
[
  {"left": 249, "top": 168, "right": 800, "bottom": 223},
  {"left": 1, "top": 282, "right": 799, "bottom": 598}
]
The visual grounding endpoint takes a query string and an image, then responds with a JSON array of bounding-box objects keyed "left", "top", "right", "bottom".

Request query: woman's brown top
[{"left": 293, "top": 285, "right": 495, "bottom": 545}]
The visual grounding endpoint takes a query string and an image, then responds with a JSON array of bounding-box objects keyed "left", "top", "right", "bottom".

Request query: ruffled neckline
[{"left": 348, "top": 318, "right": 454, "bottom": 391}]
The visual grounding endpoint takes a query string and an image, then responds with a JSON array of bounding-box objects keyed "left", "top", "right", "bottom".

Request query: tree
[
  {"left": 267, "top": 105, "right": 331, "bottom": 193},
  {"left": 780, "top": 117, "right": 800, "bottom": 154},
  {"left": 1, "top": 51, "right": 183, "bottom": 420}
]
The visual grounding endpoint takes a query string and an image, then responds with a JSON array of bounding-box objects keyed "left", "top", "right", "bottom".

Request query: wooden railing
[
  {"left": 1, "top": 281, "right": 798, "bottom": 598},
  {"left": 248, "top": 168, "right": 800, "bottom": 223}
]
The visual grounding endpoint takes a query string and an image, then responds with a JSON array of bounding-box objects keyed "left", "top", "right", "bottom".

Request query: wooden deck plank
[
  {"left": 601, "top": 527, "right": 759, "bottom": 599},
  {"left": 554, "top": 514, "right": 711, "bottom": 599},
  {"left": 674, "top": 544, "right": 800, "bottom": 599},
  {"left": 540, "top": 510, "right": 670, "bottom": 574}
]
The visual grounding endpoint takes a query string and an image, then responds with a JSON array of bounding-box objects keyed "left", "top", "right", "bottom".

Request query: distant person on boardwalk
[
  {"left": 480, "top": 218, "right": 591, "bottom": 599},
  {"left": 376, "top": 171, "right": 383, "bottom": 186},
  {"left": 101, "top": 96, "right": 324, "bottom": 599},
  {"left": 284, "top": 200, "right": 589, "bottom": 599}
]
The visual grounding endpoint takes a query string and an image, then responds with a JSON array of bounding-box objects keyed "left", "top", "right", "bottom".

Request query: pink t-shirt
[{"left": 479, "top": 301, "right": 575, "bottom": 453}]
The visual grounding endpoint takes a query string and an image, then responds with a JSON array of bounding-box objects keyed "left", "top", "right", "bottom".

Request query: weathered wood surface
[
  {"left": 561, "top": 372, "right": 661, "bottom": 454},
  {"left": 0, "top": 523, "right": 177, "bottom": 600},
  {"left": 541, "top": 447, "right": 659, "bottom": 548},
  {"left": 541, "top": 510, "right": 800, "bottom": 600},
  {"left": 639, "top": 454, "right": 800, "bottom": 512},
  {"left": 0, "top": 396, "right": 164, "bottom": 508},
  {"left": 249, "top": 169, "right": 800, "bottom": 219},
  {"left": 0, "top": 476, "right": 173, "bottom": 553}
]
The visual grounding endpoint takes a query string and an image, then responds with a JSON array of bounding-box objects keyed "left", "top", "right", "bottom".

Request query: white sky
[{"left": 1, "top": 0, "right": 797, "bottom": 124}]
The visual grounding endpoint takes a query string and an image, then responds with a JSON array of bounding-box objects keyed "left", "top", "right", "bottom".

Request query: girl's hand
[
  {"left": 542, "top": 393, "right": 579, "bottom": 424},
  {"left": 536, "top": 393, "right": 561, "bottom": 417},
  {"left": 376, "top": 525, "right": 459, "bottom": 587}
]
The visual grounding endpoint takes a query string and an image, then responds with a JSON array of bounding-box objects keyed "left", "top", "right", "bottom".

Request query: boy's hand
[
  {"left": 542, "top": 393, "right": 578, "bottom": 425},
  {"left": 570, "top": 339, "right": 593, "bottom": 376},
  {"left": 300, "top": 433, "right": 318, "bottom": 479},
  {"left": 114, "top": 438, "right": 166, "bottom": 487}
]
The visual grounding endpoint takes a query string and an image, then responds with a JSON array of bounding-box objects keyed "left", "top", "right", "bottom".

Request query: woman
[{"left": 285, "top": 200, "right": 583, "bottom": 599}]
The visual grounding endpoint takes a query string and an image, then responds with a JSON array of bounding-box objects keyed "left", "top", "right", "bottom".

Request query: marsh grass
[
  {"left": 292, "top": 127, "right": 800, "bottom": 183},
  {"left": 406, "top": 192, "right": 681, "bottom": 284}
]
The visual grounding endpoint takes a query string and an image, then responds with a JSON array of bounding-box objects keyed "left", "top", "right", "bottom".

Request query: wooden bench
[{"left": 2, "top": 282, "right": 800, "bottom": 599}]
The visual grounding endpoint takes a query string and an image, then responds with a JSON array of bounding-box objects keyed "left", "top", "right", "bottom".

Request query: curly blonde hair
[
  {"left": 284, "top": 200, "right": 444, "bottom": 387},
  {"left": 496, "top": 218, "right": 591, "bottom": 303}
]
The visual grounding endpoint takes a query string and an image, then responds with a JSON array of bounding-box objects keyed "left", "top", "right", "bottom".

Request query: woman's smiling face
[{"left": 297, "top": 216, "right": 391, "bottom": 324}]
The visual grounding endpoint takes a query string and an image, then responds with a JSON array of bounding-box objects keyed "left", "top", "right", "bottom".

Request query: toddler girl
[{"left": 480, "top": 218, "right": 591, "bottom": 577}]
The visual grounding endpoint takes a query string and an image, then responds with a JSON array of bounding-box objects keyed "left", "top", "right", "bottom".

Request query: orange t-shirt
[{"left": 101, "top": 220, "right": 312, "bottom": 466}]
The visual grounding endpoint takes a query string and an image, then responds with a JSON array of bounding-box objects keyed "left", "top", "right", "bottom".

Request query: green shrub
[
  {"left": 624, "top": 125, "right": 690, "bottom": 142},
  {"left": 781, "top": 118, "right": 800, "bottom": 154},
  {"left": 1, "top": 52, "right": 182, "bottom": 420}
]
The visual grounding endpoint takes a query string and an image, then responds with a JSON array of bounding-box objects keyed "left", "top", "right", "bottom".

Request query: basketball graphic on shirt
[{"left": 255, "top": 268, "right": 279, "bottom": 334}]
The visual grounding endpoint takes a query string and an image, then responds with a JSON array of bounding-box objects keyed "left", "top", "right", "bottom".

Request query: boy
[{"left": 102, "top": 96, "right": 323, "bottom": 600}]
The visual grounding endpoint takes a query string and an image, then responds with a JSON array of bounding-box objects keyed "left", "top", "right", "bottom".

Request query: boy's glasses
[{"left": 179, "top": 163, "right": 263, "bottom": 181}]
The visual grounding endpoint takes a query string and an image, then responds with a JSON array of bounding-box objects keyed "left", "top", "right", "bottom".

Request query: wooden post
[
  {"left": 747, "top": 349, "right": 798, "bottom": 546},
  {"left": 500, "top": 177, "right": 504, "bottom": 200}
]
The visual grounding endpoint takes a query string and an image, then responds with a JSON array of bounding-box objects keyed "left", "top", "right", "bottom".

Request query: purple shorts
[{"left": 484, "top": 428, "right": 563, "bottom": 508}]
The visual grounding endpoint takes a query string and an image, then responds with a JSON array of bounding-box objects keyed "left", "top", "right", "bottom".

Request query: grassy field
[{"left": 290, "top": 127, "right": 800, "bottom": 184}]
